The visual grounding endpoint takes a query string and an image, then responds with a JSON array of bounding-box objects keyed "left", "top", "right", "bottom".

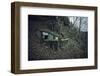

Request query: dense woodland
[{"left": 28, "top": 15, "right": 88, "bottom": 60}]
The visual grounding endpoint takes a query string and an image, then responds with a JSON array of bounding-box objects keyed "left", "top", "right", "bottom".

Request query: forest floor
[{"left": 28, "top": 37, "right": 88, "bottom": 60}]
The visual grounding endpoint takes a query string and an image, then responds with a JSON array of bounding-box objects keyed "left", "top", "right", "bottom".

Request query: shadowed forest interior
[{"left": 28, "top": 15, "right": 88, "bottom": 61}]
